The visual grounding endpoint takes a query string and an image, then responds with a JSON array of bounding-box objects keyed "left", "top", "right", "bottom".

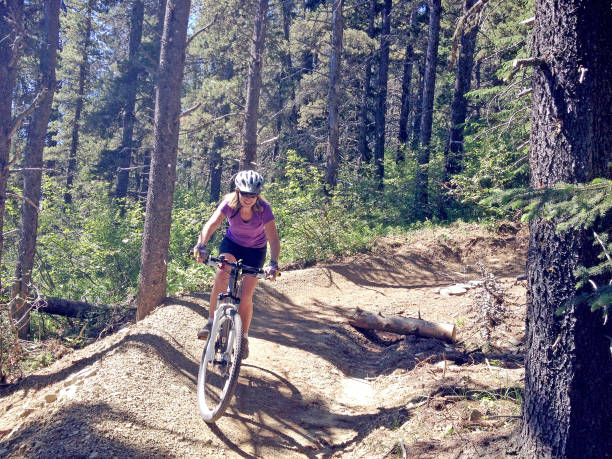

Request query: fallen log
[
  {"left": 36, "top": 297, "right": 135, "bottom": 320},
  {"left": 347, "top": 308, "right": 456, "bottom": 343}
]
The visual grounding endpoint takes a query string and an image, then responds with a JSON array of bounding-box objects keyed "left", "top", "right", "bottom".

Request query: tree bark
[
  {"left": 65, "top": 0, "right": 94, "bottom": 205},
  {"left": 520, "top": 0, "right": 612, "bottom": 457},
  {"left": 136, "top": 0, "right": 191, "bottom": 321},
  {"left": 410, "top": 56, "right": 425, "bottom": 150},
  {"left": 396, "top": 5, "right": 420, "bottom": 162},
  {"left": 135, "top": 0, "right": 166, "bottom": 202},
  {"left": 358, "top": 0, "right": 376, "bottom": 165},
  {"left": 347, "top": 309, "right": 456, "bottom": 343},
  {"left": 324, "top": 0, "right": 344, "bottom": 191},
  {"left": 273, "top": 0, "right": 296, "bottom": 160},
  {"left": 373, "top": 0, "right": 392, "bottom": 190},
  {"left": 240, "top": 0, "right": 269, "bottom": 170},
  {"left": 209, "top": 135, "right": 223, "bottom": 203},
  {"left": 0, "top": 0, "right": 24, "bottom": 293},
  {"left": 11, "top": 0, "right": 60, "bottom": 339},
  {"left": 443, "top": 0, "right": 477, "bottom": 179},
  {"left": 115, "top": 0, "right": 145, "bottom": 201},
  {"left": 414, "top": 0, "right": 441, "bottom": 218}
]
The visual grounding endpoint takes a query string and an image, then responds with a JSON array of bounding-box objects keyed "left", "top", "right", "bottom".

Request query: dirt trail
[{"left": 0, "top": 224, "right": 527, "bottom": 458}]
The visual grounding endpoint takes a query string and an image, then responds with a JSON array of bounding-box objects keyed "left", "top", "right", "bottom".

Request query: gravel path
[{"left": 0, "top": 225, "right": 527, "bottom": 458}]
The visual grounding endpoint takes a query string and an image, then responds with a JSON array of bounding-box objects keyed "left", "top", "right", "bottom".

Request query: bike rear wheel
[{"left": 197, "top": 309, "right": 244, "bottom": 423}]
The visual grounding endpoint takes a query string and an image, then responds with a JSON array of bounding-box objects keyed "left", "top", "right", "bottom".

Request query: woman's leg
[
  {"left": 207, "top": 253, "right": 236, "bottom": 319},
  {"left": 238, "top": 275, "right": 258, "bottom": 335}
]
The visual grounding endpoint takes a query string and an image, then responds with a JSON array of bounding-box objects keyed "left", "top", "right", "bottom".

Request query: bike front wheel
[{"left": 197, "top": 309, "right": 244, "bottom": 423}]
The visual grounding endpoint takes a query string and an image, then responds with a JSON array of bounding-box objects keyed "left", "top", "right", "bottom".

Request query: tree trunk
[
  {"left": 373, "top": 0, "right": 392, "bottom": 190},
  {"left": 65, "top": 0, "right": 94, "bottom": 205},
  {"left": 273, "top": 0, "right": 296, "bottom": 160},
  {"left": 520, "top": 1, "right": 612, "bottom": 457},
  {"left": 358, "top": 0, "right": 376, "bottom": 165},
  {"left": 136, "top": 0, "right": 191, "bottom": 321},
  {"left": 439, "top": 0, "right": 477, "bottom": 219},
  {"left": 474, "top": 58, "right": 481, "bottom": 119},
  {"left": 347, "top": 309, "right": 456, "bottom": 342},
  {"left": 414, "top": 0, "right": 441, "bottom": 218},
  {"left": 443, "top": 0, "right": 476, "bottom": 179},
  {"left": 139, "top": 149, "right": 151, "bottom": 200},
  {"left": 10, "top": 0, "right": 60, "bottom": 340},
  {"left": 324, "top": 0, "right": 344, "bottom": 191},
  {"left": 410, "top": 57, "right": 425, "bottom": 150},
  {"left": 240, "top": 0, "right": 269, "bottom": 170},
  {"left": 396, "top": 5, "right": 420, "bottom": 162},
  {"left": 0, "top": 0, "right": 24, "bottom": 293},
  {"left": 209, "top": 135, "right": 223, "bottom": 203},
  {"left": 115, "top": 0, "right": 145, "bottom": 201},
  {"left": 208, "top": 61, "right": 232, "bottom": 203},
  {"left": 135, "top": 0, "right": 166, "bottom": 201}
]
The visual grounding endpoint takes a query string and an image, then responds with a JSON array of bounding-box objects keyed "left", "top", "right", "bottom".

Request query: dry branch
[
  {"left": 186, "top": 13, "right": 218, "bottom": 47},
  {"left": 449, "top": 0, "right": 497, "bottom": 69},
  {"left": 9, "top": 88, "right": 48, "bottom": 140},
  {"left": 347, "top": 308, "right": 456, "bottom": 343}
]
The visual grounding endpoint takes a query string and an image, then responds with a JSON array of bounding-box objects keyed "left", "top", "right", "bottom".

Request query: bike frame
[{"left": 204, "top": 256, "right": 263, "bottom": 363}]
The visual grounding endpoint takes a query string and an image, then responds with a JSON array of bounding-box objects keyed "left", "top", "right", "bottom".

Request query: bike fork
[{"left": 204, "top": 304, "right": 236, "bottom": 363}]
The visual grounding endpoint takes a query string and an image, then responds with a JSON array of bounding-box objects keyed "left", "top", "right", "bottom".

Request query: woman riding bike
[{"left": 193, "top": 170, "right": 280, "bottom": 359}]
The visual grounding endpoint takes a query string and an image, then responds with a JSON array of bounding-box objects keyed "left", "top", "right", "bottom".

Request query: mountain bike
[{"left": 197, "top": 255, "right": 268, "bottom": 423}]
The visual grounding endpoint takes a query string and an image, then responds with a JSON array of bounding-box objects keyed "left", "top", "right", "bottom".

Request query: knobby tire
[{"left": 197, "top": 309, "right": 244, "bottom": 423}]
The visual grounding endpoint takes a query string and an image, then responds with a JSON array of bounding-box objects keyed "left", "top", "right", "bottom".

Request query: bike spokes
[{"left": 197, "top": 312, "right": 244, "bottom": 422}]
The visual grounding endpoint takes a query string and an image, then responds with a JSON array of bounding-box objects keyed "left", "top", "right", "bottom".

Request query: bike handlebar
[{"left": 205, "top": 255, "right": 277, "bottom": 279}]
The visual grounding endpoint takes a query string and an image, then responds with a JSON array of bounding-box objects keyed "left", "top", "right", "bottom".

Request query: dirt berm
[{"left": 0, "top": 223, "right": 528, "bottom": 458}]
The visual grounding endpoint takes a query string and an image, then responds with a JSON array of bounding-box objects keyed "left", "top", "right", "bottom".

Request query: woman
[{"left": 194, "top": 170, "right": 280, "bottom": 359}]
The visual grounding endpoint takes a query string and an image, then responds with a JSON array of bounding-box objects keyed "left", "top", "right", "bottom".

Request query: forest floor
[{"left": 0, "top": 222, "right": 528, "bottom": 458}]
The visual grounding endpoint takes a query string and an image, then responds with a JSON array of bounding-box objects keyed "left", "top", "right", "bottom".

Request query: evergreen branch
[{"left": 593, "top": 231, "right": 611, "bottom": 264}]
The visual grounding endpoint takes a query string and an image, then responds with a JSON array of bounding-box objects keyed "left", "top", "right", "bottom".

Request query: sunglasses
[{"left": 239, "top": 191, "right": 259, "bottom": 198}]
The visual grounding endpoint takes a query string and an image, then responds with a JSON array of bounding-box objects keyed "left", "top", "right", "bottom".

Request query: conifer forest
[{"left": 0, "top": 0, "right": 611, "bottom": 457}]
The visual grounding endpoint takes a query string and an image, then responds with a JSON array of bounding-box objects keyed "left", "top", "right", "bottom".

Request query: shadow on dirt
[
  {"left": 399, "top": 429, "right": 516, "bottom": 459},
  {"left": 319, "top": 247, "right": 525, "bottom": 289},
  {"left": 207, "top": 363, "right": 412, "bottom": 458},
  {"left": 0, "top": 402, "right": 177, "bottom": 457},
  {"left": 234, "top": 285, "right": 523, "bottom": 379}
]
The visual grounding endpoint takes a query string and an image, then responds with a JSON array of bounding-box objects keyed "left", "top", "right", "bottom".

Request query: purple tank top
[{"left": 220, "top": 198, "right": 274, "bottom": 248}]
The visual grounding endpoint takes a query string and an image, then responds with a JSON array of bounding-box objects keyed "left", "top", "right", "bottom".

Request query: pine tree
[
  {"left": 137, "top": 0, "right": 191, "bottom": 320},
  {"left": 520, "top": 0, "right": 612, "bottom": 455},
  {"left": 0, "top": 0, "right": 24, "bottom": 292},
  {"left": 324, "top": 0, "right": 344, "bottom": 190},
  {"left": 11, "top": 0, "right": 60, "bottom": 339},
  {"left": 414, "top": 0, "right": 441, "bottom": 217}
]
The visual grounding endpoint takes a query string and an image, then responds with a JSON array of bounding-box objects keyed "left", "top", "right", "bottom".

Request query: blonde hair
[{"left": 225, "top": 190, "right": 267, "bottom": 213}]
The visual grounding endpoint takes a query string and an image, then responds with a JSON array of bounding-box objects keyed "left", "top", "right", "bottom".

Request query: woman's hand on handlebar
[
  {"left": 193, "top": 242, "right": 208, "bottom": 263},
  {"left": 264, "top": 260, "right": 279, "bottom": 280}
]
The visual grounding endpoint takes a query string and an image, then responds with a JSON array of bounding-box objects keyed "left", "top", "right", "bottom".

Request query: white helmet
[{"left": 234, "top": 170, "right": 264, "bottom": 194}]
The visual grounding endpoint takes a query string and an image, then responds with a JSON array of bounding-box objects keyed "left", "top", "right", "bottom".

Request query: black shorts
[{"left": 218, "top": 237, "right": 267, "bottom": 269}]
